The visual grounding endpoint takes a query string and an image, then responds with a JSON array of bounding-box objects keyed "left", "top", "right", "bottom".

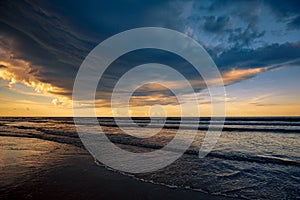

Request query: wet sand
[{"left": 0, "top": 136, "right": 238, "bottom": 200}]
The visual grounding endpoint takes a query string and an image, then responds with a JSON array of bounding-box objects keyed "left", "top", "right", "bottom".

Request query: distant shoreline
[{"left": 1, "top": 116, "right": 300, "bottom": 120}]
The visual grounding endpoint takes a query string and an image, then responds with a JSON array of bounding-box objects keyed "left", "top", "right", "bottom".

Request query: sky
[{"left": 0, "top": 0, "right": 299, "bottom": 117}]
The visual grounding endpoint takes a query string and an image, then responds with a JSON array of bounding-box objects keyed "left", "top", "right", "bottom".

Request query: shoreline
[{"left": 0, "top": 136, "right": 239, "bottom": 200}]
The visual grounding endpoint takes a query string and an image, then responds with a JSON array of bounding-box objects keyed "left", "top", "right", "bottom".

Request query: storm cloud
[{"left": 0, "top": 0, "right": 299, "bottom": 108}]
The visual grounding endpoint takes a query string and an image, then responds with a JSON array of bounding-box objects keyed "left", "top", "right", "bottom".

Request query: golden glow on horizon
[
  {"left": 1, "top": 96, "right": 300, "bottom": 117},
  {"left": 1, "top": 95, "right": 299, "bottom": 117}
]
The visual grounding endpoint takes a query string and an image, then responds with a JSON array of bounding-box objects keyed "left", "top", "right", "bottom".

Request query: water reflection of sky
[{"left": 0, "top": 136, "right": 79, "bottom": 188}]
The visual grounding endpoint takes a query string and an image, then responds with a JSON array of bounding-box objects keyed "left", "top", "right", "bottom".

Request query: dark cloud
[
  {"left": 186, "top": 0, "right": 264, "bottom": 48},
  {"left": 287, "top": 16, "right": 300, "bottom": 30},
  {"left": 0, "top": 0, "right": 88, "bottom": 91},
  {"left": 202, "top": 15, "right": 233, "bottom": 33},
  {"left": 213, "top": 42, "right": 300, "bottom": 69},
  {"left": 264, "top": 0, "right": 300, "bottom": 19},
  {"left": 0, "top": 0, "right": 182, "bottom": 96},
  {"left": 228, "top": 24, "right": 265, "bottom": 47},
  {"left": 211, "top": 0, "right": 261, "bottom": 23},
  {"left": 205, "top": 0, "right": 300, "bottom": 31},
  {"left": 96, "top": 48, "right": 202, "bottom": 101},
  {"left": 264, "top": 0, "right": 300, "bottom": 30}
]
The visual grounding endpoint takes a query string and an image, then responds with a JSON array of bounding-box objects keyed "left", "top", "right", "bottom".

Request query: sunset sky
[{"left": 0, "top": 0, "right": 300, "bottom": 117}]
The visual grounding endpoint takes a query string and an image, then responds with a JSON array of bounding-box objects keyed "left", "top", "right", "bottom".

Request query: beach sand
[{"left": 0, "top": 136, "right": 238, "bottom": 200}]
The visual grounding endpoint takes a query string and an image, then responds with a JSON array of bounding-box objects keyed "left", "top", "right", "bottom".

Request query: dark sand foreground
[{"left": 0, "top": 136, "right": 238, "bottom": 200}]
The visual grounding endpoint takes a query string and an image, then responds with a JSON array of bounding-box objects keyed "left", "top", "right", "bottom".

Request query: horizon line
[{"left": 1, "top": 115, "right": 300, "bottom": 118}]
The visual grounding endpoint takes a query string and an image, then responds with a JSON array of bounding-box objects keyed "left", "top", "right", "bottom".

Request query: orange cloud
[
  {"left": 222, "top": 67, "right": 268, "bottom": 85},
  {"left": 0, "top": 46, "right": 71, "bottom": 108}
]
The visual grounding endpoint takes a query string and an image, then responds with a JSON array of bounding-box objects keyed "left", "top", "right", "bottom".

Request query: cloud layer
[{"left": 0, "top": 0, "right": 299, "bottom": 109}]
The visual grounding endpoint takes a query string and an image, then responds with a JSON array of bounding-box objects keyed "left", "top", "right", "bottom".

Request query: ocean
[{"left": 0, "top": 117, "right": 299, "bottom": 199}]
